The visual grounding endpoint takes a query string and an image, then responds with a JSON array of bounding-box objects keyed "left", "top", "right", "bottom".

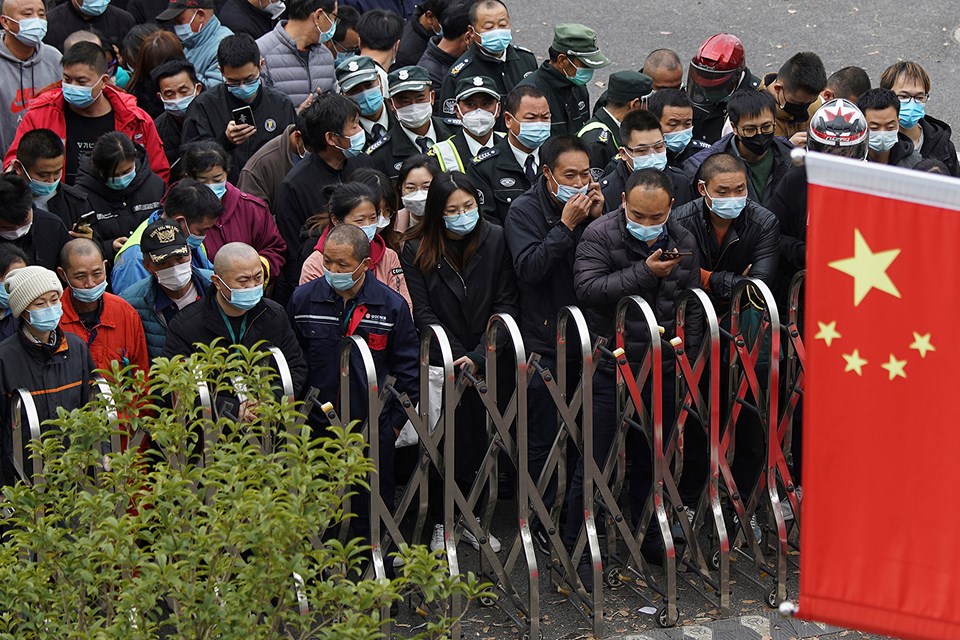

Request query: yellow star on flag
[
  {"left": 828, "top": 229, "right": 902, "bottom": 306},
  {"left": 909, "top": 332, "right": 935, "bottom": 358},
  {"left": 880, "top": 354, "right": 907, "bottom": 380},
  {"left": 842, "top": 349, "right": 867, "bottom": 376},
  {"left": 814, "top": 321, "right": 841, "bottom": 347}
]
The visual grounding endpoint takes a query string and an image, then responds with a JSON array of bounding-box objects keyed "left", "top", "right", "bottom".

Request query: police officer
[
  {"left": 367, "top": 65, "right": 459, "bottom": 181},
  {"left": 466, "top": 85, "right": 550, "bottom": 225},
  {"left": 578, "top": 70, "right": 652, "bottom": 178},
  {"left": 599, "top": 110, "right": 693, "bottom": 212},
  {"left": 518, "top": 24, "right": 610, "bottom": 137},
  {"left": 337, "top": 56, "right": 393, "bottom": 150},
  {"left": 429, "top": 75, "right": 503, "bottom": 172},
  {"left": 437, "top": 0, "right": 537, "bottom": 120}
]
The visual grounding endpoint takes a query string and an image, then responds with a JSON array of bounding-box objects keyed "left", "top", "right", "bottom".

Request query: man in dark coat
[
  {"left": 0, "top": 173, "right": 70, "bottom": 270},
  {"left": 578, "top": 71, "right": 651, "bottom": 178},
  {"left": 394, "top": 0, "right": 445, "bottom": 67},
  {"left": 44, "top": 0, "right": 135, "bottom": 52},
  {"left": 418, "top": 0, "right": 470, "bottom": 97}
]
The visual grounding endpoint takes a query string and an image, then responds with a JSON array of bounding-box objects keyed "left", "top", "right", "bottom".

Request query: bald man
[
  {"left": 643, "top": 49, "right": 683, "bottom": 91},
  {"left": 162, "top": 242, "right": 306, "bottom": 417},
  {"left": 58, "top": 238, "right": 150, "bottom": 374},
  {"left": 0, "top": 0, "right": 62, "bottom": 154}
]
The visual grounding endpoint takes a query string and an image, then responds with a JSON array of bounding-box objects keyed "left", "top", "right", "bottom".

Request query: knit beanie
[{"left": 5, "top": 266, "right": 63, "bottom": 319}]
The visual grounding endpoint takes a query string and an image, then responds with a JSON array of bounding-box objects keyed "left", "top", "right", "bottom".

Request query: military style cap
[
  {"left": 157, "top": 0, "right": 214, "bottom": 21},
  {"left": 607, "top": 71, "right": 654, "bottom": 102},
  {"left": 455, "top": 75, "right": 499, "bottom": 101},
  {"left": 387, "top": 65, "right": 431, "bottom": 96},
  {"left": 142, "top": 220, "right": 189, "bottom": 265},
  {"left": 336, "top": 55, "right": 380, "bottom": 92},
  {"left": 552, "top": 24, "right": 610, "bottom": 69}
]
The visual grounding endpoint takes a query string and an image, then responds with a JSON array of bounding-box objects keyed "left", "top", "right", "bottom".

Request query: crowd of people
[{"left": 0, "top": 0, "right": 956, "bottom": 586}]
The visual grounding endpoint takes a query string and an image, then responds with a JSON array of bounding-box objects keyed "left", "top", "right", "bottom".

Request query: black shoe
[
  {"left": 640, "top": 540, "right": 665, "bottom": 568},
  {"left": 576, "top": 557, "right": 594, "bottom": 592},
  {"left": 531, "top": 520, "right": 551, "bottom": 555}
]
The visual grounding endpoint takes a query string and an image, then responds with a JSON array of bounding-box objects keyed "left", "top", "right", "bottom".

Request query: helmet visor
[{"left": 687, "top": 62, "right": 740, "bottom": 104}]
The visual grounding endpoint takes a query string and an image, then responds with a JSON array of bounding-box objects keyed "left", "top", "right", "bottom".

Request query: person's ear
[
  {"left": 820, "top": 89, "right": 834, "bottom": 102},
  {"left": 56, "top": 267, "right": 67, "bottom": 284},
  {"left": 696, "top": 180, "right": 707, "bottom": 198},
  {"left": 427, "top": 90, "right": 435, "bottom": 106}
]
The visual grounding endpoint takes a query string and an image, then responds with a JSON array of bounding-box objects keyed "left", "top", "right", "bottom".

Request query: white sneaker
[
  {"left": 429, "top": 523, "right": 445, "bottom": 552},
  {"left": 461, "top": 517, "right": 502, "bottom": 552}
]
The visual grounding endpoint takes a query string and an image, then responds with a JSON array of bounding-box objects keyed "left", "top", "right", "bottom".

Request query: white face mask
[
  {"left": 393, "top": 102, "right": 433, "bottom": 129},
  {"left": 156, "top": 261, "right": 192, "bottom": 290},
  {"left": 0, "top": 221, "right": 31, "bottom": 240},
  {"left": 401, "top": 189, "right": 428, "bottom": 216},
  {"left": 458, "top": 107, "right": 497, "bottom": 137}
]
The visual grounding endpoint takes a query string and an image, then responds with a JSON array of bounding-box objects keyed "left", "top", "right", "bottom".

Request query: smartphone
[
  {"left": 231, "top": 105, "right": 256, "bottom": 129},
  {"left": 660, "top": 250, "right": 693, "bottom": 260},
  {"left": 73, "top": 211, "right": 97, "bottom": 230}
]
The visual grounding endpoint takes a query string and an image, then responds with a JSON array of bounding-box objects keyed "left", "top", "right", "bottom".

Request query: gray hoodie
[{"left": 0, "top": 35, "right": 62, "bottom": 155}]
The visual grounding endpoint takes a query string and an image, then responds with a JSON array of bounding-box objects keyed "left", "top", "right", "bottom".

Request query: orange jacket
[{"left": 60, "top": 290, "right": 150, "bottom": 376}]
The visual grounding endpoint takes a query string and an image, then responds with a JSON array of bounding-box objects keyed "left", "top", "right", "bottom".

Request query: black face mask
[{"left": 738, "top": 131, "right": 774, "bottom": 155}]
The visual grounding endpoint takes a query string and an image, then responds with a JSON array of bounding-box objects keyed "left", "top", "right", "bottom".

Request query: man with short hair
[
  {"left": 112, "top": 179, "right": 221, "bottom": 294},
  {"left": 683, "top": 90, "right": 794, "bottom": 208},
  {"left": 395, "top": 0, "right": 446, "bottom": 67},
  {"left": 58, "top": 238, "right": 149, "bottom": 374},
  {"left": 647, "top": 89, "right": 711, "bottom": 169},
  {"left": 152, "top": 59, "right": 203, "bottom": 177},
  {"left": 429, "top": 74, "right": 500, "bottom": 172},
  {"left": 12, "top": 129, "right": 93, "bottom": 229},
  {"left": 238, "top": 119, "right": 311, "bottom": 210},
  {"left": 158, "top": 0, "right": 235, "bottom": 87},
  {"left": 643, "top": 48, "right": 683, "bottom": 91},
  {"left": 0, "top": 173, "right": 70, "bottom": 270},
  {"left": 162, "top": 241, "right": 307, "bottom": 406},
  {"left": 578, "top": 70, "right": 652, "bottom": 177},
  {"left": 858, "top": 88, "right": 922, "bottom": 169},
  {"left": 219, "top": 0, "right": 280, "bottom": 40},
  {"left": 438, "top": 0, "right": 536, "bottom": 117},
  {"left": 418, "top": 0, "right": 470, "bottom": 96},
  {"left": 599, "top": 109, "right": 693, "bottom": 211},
  {"left": 366, "top": 65, "right": 456, "bottom": 180},
  {"left": 3, "top": 41, "right": 170, "bottom": 185},
  {"left": 467, "top": 85, "right": 550, "bottom": 225},
  {"left": 181, "top": 34, "right": 297, "bottom": 184},
  {"left": 44, "top": 0, "right": 135, "bottom": 53},
  {"left": 518, "top": 24, "right": 609, "bottom": 138},
  {"left": 121, "top": 218, "right": 215, "bottom": 358},
  {"left": 337, "top": 54, "right": 391, "bottom": 148},
  {"left": 356, "top": 8, "right": 403, "bottom": 95},
  {"left": 257, "top": 0, "right": 338, "bottom": 107},
  {"left": 821, "top": 65, "right": 871, "bottom": 103},
  {"left": 759, "top": 51, "right": 827, "bottom": 145},
  {"left": 0, "top": 0, "right": 61, "bottom": 154}
]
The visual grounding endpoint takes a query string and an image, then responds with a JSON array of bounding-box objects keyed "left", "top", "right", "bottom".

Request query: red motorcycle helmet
[{"left": 688, "top": 33, "right": 746, "bottom": 105}]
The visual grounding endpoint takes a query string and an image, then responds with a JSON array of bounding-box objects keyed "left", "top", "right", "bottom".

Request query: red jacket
[
  {"left": 3, "top": 84, "right": 170, "bottom": 183},
  {"left": 203, "top": 182, "right": 287, "bottom": 281},
  {"left": 60, "top": 290, "right": 150, "bottom": 375}
]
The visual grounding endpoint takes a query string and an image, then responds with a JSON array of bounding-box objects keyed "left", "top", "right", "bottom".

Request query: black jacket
[
  {"left": 574, "top": 209, "right": 701, "bottom": 366},
  {"left": 919, "top": 115, "right": 959, "bottom": 176},
  {"left": 219, "top": 0, "right": 275, "bottom": 39},
  {"left": 367, "top": 116, "right": 457, "bottom": 181},
  {"left": 401, "top": 218, "right": 518, "bottom": 361},
  {"left": 74, "top": 150, "right": 166, "bottom": 263},
  {"left": 161, "top": 291, "right": 307, "bottom": 399},
  {"left": 578, "top": 108, "right": 621, "bottom": 177},
  {"left": 396, "top": 16, "right": 433, "bottom": 68},
  {"left": 154, "top": 110, "right": 185, "bottom": 180},
  {"left": 438, "top": 43, "right": 537, "bottom": 118},
  {"left": 1, "top": 209, "right": 71, "bottom": 270},
  {"left": 504, "top": 178, "right": 588, "bottom": 357},
  {"left": 43, "top": 3, "right": 135, "bottom": 52},
  {"left": 419, "top": 35, "right": 458, "bottom": 96},
  {"left": 691, "top": 67, "right": 761, "bottom": 144},
  {"left": 181, "top": 83, "right": 297, "bottom": 184},
  {"left": 127, "top": 0, "right": 169, "bottom": 22},
  {"left": 682, "top": 132, "right": 794, "bottom": 208},
  {"left": 466, "top": 135, "right": 537, "bottom": 225},
  {"left": 599, "top": 156, "right": 694, "bottom": 213},
  {"left": 517, "top": 61, "right": 590, "bottom": 137},
  {"left": 673, "top": 197, "right": 780, "bottom": 307},
  {"left": 667, "top": 138, "right": 712, "bottom": 170},
  {"left": 767, "top": 164, "right": 806, "bottom": 303},
  {"left": 44, "top": 182, "right": 94, "bottom": 231}
]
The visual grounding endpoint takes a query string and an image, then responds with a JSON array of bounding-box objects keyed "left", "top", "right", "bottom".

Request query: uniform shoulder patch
[
  {"left": 443, "top": 117, "right": 462, "bottom": 126},
  {"left": 471, "top": 147, "right": 499, "bottom": 165},
  {"left": 449, "top": 58, "right": 471, "bottom": 76},
  {"left": 597, "top": 129, "right": 610, "bottom": 143},
  {"left": 513, "top": 45, "right": 534, "bottom": 55},
  {"left": 589, "top": 167, "right": 605, "bottom": 181},
  {"left": 691, "top": 139, "right": 712, "bottom": 150},
  {"left": 366, "top": 134, "right": 390, "bottom": 154}
]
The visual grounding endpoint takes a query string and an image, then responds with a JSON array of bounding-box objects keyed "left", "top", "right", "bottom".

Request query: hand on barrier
[{"left": 646, "top": 249, "right": 684, "bottom": 278}]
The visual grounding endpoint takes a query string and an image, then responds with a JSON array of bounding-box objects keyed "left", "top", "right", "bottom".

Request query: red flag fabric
[{"left": 800, "top": 152, "right": 960, "bottom": 640}]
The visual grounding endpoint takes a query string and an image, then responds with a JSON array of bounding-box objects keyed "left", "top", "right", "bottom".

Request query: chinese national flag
[{"left": 800, "top": 152, "right": 960, "bottom": 640}]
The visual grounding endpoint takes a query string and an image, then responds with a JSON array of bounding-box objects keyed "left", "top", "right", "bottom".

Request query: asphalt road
[{"left": 507, "top": 0, "right": 960, "bottom": 128}]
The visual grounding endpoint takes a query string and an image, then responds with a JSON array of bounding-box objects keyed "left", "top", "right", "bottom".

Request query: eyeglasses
[
  {"left": 896, "top": 93, "right": 928, "bottom": 104},
  {"left": 738, "top": 122, "right": 776, "bottom": 137},
  {"left": 224, "top": 75, "right": 261, "bottom": 89},
  {"left": 623, "top": 140, "right": 666, "bottom": 156}
]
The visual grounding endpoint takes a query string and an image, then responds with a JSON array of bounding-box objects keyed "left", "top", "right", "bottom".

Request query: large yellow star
[
  {"left": 842, "top": 349, "right": 867, "bottom": 376},
  {"left": 814, "top": 321, "right": 841, "bottom": 347},
  {"left": 909, "top": 332, "right": 935, "bottom": 358},
  {"left": 880, "top": 354, "right": 907, "bottom": 380},
  {"left": 828, "top": 229, "right": 902, "bottom": 306}
]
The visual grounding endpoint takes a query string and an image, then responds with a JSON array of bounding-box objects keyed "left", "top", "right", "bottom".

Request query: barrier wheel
[
  {"left": 603, "top": 565, "right": 623, "bottom": 589},
  {"left": 657, "top": 604, "right": 679, "bottom": 628},
  {"left": 479, "top": 595, "right": 497, "bottom": 608},
  {"left": 766, "top": 587, "right": 779, "bottom": 608},
  {"left": 710, "top": 550, "right": 721, "bottom": 570},
  {"left": 521, "top": 629, "right": 544, "bottom": 640}
]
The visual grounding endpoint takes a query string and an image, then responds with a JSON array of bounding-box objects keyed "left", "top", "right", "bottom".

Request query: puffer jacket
[
  {"left": 203, "top": 182, "right": 286, "bottom": 282},
  {"left": 257, "top": 22, "right": 336, "bottom": 107},
  {"left": 574, "top": 209, "right": 701, "bottom": 366}
]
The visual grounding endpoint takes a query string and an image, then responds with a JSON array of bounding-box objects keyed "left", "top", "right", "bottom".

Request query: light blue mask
[
  {"left": 78, "top": 0, "right": 109, "bottom": 17},
  {"left": 106, "top": 167, "right": 136, "bottom": 191},
  {"left": 162, "top": 91, "right": 197, "bottom": 117},
  {"left": 359, "top": 222, "right": 377, "bottom": 243},
  {"left": 222, "top": 282, "right": 263, "bottom": 311},
  {"left": 631, "top": 151, "right": 667, "bottom": 172},
  {"left": 318, "top": 11, "right": 337, "bottom": 43},
  {"left": 443, "top": 208, "right": 479, "bottom": 235},
  {"left": 664, "top": 127, "right": 693, "bottom": 153},
  {"left": 352, "top": 86, "right": 384, "bottom": 117},
  {"left": 72, "top": 280, "right": 108, "bottom": 303},
  {"left": 706, "top": 192, "right": 747, "bottom": 220},
  {"left": 335, "top": 51, "right": 356, "bottom": 67},
  {"left": 337, "top": 129, "right": 367, "bottom": 158},
  {"left": 207, "top": 181, "right": 227, "bottom": 200},
  {"left": 27, "top": 303, "right": 62, "bottom": 332},
  {"left": 187, "top": 233, "right": 205, "bottom": 249},
  {"left": 23, "top": 167, "right": 58, "bottom": 197},
  {"left": 479, "top": 28, "right": 512, "bottom": 54},
  {"left": 0, "top": 284, "right": 9, "bottom": 309},
  {"left": 228, "top": 78, "right": 261, "bottom": 101},
  {"left": 324, "top": 262, "right": 364, "bottom": 291},
  {"left": 10, "top": 17, "right": 47, "bottom": 47},
  {"left": 567, "top": 63, "right": 594, "bottom": 87},
  {"left": 868, "top": 130, "right": 899, "bottom": 153},
  {"left": 898, "top": 99, "right": 925, "bottom": 129},
  {"left": 174, "top": 21, "right": 196, "bottom": 44},
  {"left": 516, "top": 121, "right": 550, "bottom": 149},
  {"left": 62, "top": 80, "right": 102, "bottom": 109},
  {"left": 626, "top": 219, "right": 664, "bottom": 242},
  {"left": 550, "top": 173, "right": 588, "bottom": 203}
]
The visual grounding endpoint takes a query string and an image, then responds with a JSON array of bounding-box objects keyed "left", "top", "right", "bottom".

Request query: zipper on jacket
[
  {"left": 714, "top": 236, "right": 740, "bottom": 271},
  {"left": 442, "top": 257, "right": 467, "bottom": 295}
]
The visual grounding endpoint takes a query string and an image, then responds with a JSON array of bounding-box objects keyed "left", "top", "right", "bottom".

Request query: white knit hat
[{"left": 5, "top": 266, "right": 63, "bottom": 319}]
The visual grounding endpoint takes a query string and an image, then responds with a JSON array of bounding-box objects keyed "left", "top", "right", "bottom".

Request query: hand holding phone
[
  {"left": 73, "top": 211, "right": 96, "bottom": 231},
  {"left": 659, "top": 250, "right": 692, "bottom": 261}
]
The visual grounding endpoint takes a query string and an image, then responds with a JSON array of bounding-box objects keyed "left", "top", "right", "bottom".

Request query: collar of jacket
[
  {"left": 202, "top": 285, "right": 267, "bottom": 337},
  {"left": 471, "top": 41, "right": 510, "bottom": 63},
  {"left": 534, "top": 176, "right": 565, "bottom": 224},
  {"left": 152, "top": 268, "right": 211, "bottom": 312},
  {"left": 316, "top": 267, "right": 386, "bottom": 306},
  {"left": 16, "top": 323, "right": 67, "bottom": 361},
  {"left": 698, "top": 197, "right": 743, "bottom": 242},
  {"left": 60, "top": 290, "right": 117, "bottom": 330},
  {"left": 538, "top": 60, "right": 576, "bottom": 91}
]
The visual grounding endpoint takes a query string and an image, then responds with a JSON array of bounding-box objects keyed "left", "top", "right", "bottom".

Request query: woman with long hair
[{"left": 126, "top": 31, "right": 186, "bottom": 119}]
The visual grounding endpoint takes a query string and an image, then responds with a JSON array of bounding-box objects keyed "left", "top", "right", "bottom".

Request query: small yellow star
[
  {"left": 909, "top": 332, "right": 935, "bottom": 358},
  {"left": 814, "top": 321, "right": 841, "bottom": 347},
  {"left": 828, "top": 229, "right": 901, "bottom": 307},
  {"left": 842, "top": 349, "right": 867, "bottom": 376},
  {"left": 880, "top": 354, "right": 907, "bottom": 381}
]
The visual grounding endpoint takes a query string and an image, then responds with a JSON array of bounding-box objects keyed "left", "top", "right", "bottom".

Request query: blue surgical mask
[
  {"left": 626, "top": 218, "right": 665, "bottom": 242},
  {"left": 62, "top": 79, "right": 103, "bottom": 109},
  {"left": 351, "top": 86, "right": 384, "bottom": 117},
  {"left": 550, "top": 172, "right": 588, "bottom": 203},
  {"left": 78, "top": 0, "right": 109, "bottom": 17},
  {"left": 337, "top": 129, "right": 367, "bottom": 158},
  {"left": 567, "top": 63, "right": 594, "bottom": 87},
  {"left": 630, "top": 150, "right": 667, "bottom": 172},
  {"left": 228, "top": 77, "right": 261, "bottom": 101},
  {"left": 335, "top": 51, "right": 355, "bottom": 67},
  {"left": 516, "top": 121, "right": 551, "bottom": 149},
  {"left": 0, "top": 283, "right": 9, "bottom": 309},
  {"left": 174, "top": 11, "right": 199, "bottom": 44},
  {"left": 703, "top": 185, "right": 747, "bottom": 220},
  {"left": 898, "top": 99, "right": 925, "bottom": 129},
  {"left": 186, "top": 233, "right": 205, "bottom": 249},
  {"left": 20, "top": 164, "right": 59, "bottom": 197},
  {"left": 220, "top": 280, "right": 263, "bottom": 311},
  {"left": 664, "top": 127, "right": 693, "bottom": 153},
  {"left": 358, "top": 222, "right": 377, "bottom": 243},
  {"left": 27, "top": 303, "right": 63, "bottom": 331},
  {"left": 207, "top": 181, "right": 227, "bottom": 200},
  {"left": 317, "top": 11, "right": 337, "bottom": 43},
  {"left": 8, "top": 17, "right": 47, "bottom": 47},
  {"left": 106, "top": 167, "right": 136, "bottom": 191},
  {"left": 72, "top": 280, "right": 108, "bottom": 303},
  {"left": 324, "top": 262, "right": 365, "bottom": 291},
  {"left": 478, "top": 28, "right": 512, "bottom": 54},
  {"left": 443, "top": 208, "right": 479, "bottom": 235},
  {"left": 868, "top": 130, "right": 899, "bottom": 153},
  {"left": 162, "top": 90, "right": 197, "bottom": 117}
]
